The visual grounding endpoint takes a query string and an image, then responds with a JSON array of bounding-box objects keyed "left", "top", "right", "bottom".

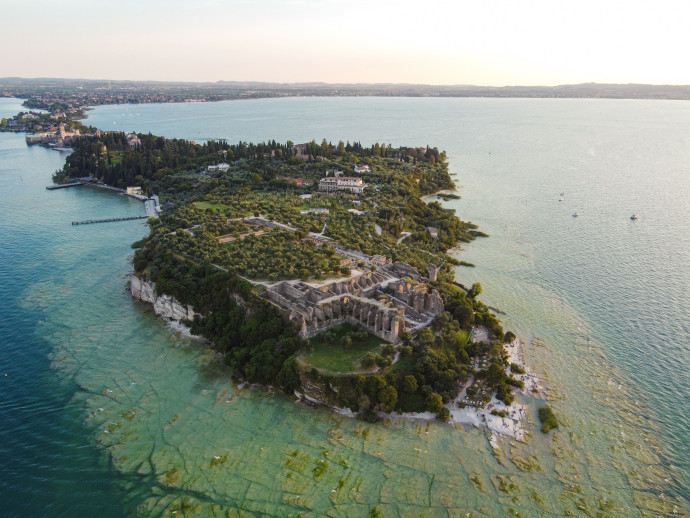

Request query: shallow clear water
[{"left": 1, "top": 96, "right": 688, "bottom": 516}]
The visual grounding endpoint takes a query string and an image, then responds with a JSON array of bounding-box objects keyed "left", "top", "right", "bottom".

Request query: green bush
[
  {"left": 538, "top": 406, "right": 558, "bottom": 433},
  {"left": 437, "top": 407, "right": 450, "bottom": 422},
  {"left": 510, "top": 363, "right": 525, "bottom": 374},
  {"left": 425, "top": 392, "right": 443, "bottom": 413}
]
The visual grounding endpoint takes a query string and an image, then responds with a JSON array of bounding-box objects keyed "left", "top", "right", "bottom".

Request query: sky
[{"left": 2, "top": 0, "right": 689, "bottom": 86}]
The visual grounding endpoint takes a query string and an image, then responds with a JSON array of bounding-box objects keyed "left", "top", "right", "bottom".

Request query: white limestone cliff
[{"left": 130, "top": 275, "right": 196, "bottom": 322}]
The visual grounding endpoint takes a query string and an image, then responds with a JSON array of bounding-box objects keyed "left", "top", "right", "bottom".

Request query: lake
[{"left": 1, "top": 96, "right": 687, "bottom": 516}]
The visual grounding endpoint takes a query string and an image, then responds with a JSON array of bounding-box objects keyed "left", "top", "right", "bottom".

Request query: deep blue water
[{"left": 0, "top": 98, "right": 148, "bottom": 516}]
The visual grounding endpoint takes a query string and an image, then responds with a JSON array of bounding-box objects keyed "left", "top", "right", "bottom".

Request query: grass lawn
[
  {"left": 299, "top": 323, "right": 386, "bottom": 373},
  {"left": 456, "top": 328, "right": 469, "bottom": 344},
  {"left": 109, "top": 150, "right": 123, "bottom": 165},
  {"left": 391, "top": 355, "right": 415, "bottom": 373},
  {"left": 194, "top": 201, "right": 226, "bottom": 212}
]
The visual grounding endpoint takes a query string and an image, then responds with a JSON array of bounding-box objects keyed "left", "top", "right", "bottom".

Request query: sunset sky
[{"left": 3, "top": 0, "right": 689, "bottom": 85}]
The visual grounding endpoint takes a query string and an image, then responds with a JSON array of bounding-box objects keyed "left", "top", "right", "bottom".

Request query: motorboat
[
  {"left": 572, "top": 212, "right": 579, "bottom": 217},
  {"left": 630, "top": 214, "right": 639, "bottom": 220}
]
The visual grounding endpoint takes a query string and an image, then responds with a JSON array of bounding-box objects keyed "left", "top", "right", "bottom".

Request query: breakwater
[
  {"left": 46, "top": 182, "right": 83, "bottom": 190},
  {"left": 71, "top": 215, "right": 148, "bottom": 225}
]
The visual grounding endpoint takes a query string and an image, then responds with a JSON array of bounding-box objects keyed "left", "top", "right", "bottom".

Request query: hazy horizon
[
  {"left": 3, "top": 0, "right": 689, "bottom": 86},
  {"left": 2, "top": 77, "right": 690, "bottom": 88}
]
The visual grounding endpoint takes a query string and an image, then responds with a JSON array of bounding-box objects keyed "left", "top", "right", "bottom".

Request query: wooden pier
[
  {"left": 71, "top": 215, "right": 149, "bottom": 225},
  {"left": 46, "top": 182, "right": 84, "bottom": 190}
]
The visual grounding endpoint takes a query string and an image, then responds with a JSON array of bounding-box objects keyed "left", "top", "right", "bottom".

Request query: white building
[
  {"left": 319, "top": 177, "right": 366, "bottom": 194},
  {"left": 354, "top": 164, "right": 370, "bottom": 173},
  {"left": 300, "top": 208, "right": 330, "bottom": 214},
  {"left": 207, "top": 163, "right": 230, "bottom": 172}
]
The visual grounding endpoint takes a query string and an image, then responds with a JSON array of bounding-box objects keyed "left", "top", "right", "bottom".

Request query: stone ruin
[{"left": 263, "top": 263, "right": 444, "bottom": 343}]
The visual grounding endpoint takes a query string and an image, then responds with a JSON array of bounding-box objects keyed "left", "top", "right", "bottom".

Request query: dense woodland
[
  {"left": 133, "top": 247, "right": 303, "bottom": 391},
  {"left": 56, "top": 133, "right": 445, "bottom": 190}
]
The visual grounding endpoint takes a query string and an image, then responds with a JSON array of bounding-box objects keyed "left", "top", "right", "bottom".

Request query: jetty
[
  {"left": 46, "top": 182, "right": 84, "bottom": 190},
  {"left": 71, "top": 215, "right": 149, "bottom": 225}
]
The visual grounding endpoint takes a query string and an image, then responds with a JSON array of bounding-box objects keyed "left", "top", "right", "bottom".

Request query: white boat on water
[{"left": 572, "top": 212, "right": 579, "bottom": 217}]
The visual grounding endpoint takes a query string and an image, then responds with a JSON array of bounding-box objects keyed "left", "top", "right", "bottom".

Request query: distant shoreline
[{"left": 2, "top": 79, "right": 690, "bottom": 114}]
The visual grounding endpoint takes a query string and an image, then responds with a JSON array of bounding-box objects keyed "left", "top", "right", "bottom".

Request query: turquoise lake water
[{"left": 1, "top": 96, "right": 688, "bottom": 516}]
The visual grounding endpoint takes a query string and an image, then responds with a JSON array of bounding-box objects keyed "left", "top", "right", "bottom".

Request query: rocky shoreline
[{"left": 130, "top": 275, "right": 196, "bottom": 323}]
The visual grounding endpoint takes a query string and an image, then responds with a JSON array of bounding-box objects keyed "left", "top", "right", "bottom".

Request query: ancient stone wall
[
  {"left": 273, "top": 281, "right": 308, "bottom": 301},
  {"left": 391, "top": 261, "right": 421, "bottom": 280},
  {"left": 264, "top": 263, "right": 443, "bottom": 344},
  {"left": 387, "top": 280, "right": 443, "bottom": 314},
  {"left": 291, "top": 294, "right": 405, "bottom": 343}
]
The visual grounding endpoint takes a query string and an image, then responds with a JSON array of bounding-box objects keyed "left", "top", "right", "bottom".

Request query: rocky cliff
[{"left": 130, "top": 275, "right": 196, "bottom": 322}]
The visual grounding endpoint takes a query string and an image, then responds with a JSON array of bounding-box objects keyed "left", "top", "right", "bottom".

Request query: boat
[
  {"left": 572, "top": 212, "right": 579, "bottom": 217},
  {"left": 630, "top": 214, "right": 639, "bottom": 220}
]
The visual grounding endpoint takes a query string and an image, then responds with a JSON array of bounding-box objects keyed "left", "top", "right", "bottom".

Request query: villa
[
  {"left": 207, "top": 163, "right": 230, "bottom": 172},
  {"left": 319, "top": 176, "right": 366, "bottom": 194}
]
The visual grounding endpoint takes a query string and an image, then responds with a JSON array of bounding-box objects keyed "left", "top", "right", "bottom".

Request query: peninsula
[{"left": 54, "top": 131, "right": 535, "bottom": 434}]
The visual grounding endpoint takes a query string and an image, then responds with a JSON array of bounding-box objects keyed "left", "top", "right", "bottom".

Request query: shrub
[
  {"left": 510, "top": 363, "right": 525, "bottom": 374},
  {"left": 381, "top": 344, "right": 395, "bottom": 357},
  {"left": 361, "top": 352, "right": 377, "bottom": 368},
  {"left": 425, "top": 392, "right": 443, "bottom": 413},
  {"left": 375, "top": 354, "right": 391, "bottom": 368},
  {"left": 402, "top": 375, "right": 418, "bottom": 393},
  {"left": 539, "top": 406, "right": 558, "bottom": 433},
  {"left": 377, "top": 385, "right": 398, "bottom": 412},
  {"left": 496, "top": 382, "right": 514, "bottom": 405},
  {"left": 437, "top": 407, "right": 450, "bottom": 422}
]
